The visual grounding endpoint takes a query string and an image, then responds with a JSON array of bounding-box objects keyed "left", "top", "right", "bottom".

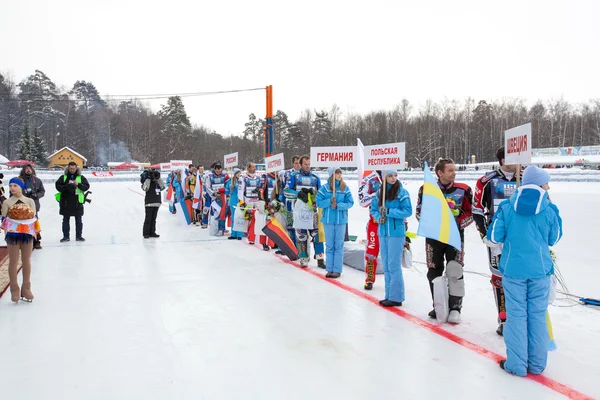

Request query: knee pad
[{"left": 446, "top": 260, "right": 465, "bottom": 297}]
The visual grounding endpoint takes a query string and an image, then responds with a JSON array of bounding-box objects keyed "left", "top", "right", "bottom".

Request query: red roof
[
  {"left": 6, "top": 160, "right": 36, "bottom": 167},
  {"left": 113, "top": 162, "right": 140, "bottom": 170}
]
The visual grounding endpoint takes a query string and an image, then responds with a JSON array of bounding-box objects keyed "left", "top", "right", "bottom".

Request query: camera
[
  {"left": 152, "top": 170, "right": 160, "bottom": 180},
  {"left": 84, "top": 191, "right": 92, "bottom": 204}
]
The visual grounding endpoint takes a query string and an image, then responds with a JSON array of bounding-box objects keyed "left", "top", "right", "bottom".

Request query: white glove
[{"left": 482, "top": 237, "right": 500, "bottom": 248}]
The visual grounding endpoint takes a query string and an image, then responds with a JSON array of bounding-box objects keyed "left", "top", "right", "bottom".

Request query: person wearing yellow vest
[{"left": 55, "top": 162, "right": 90, "bottom": 242}]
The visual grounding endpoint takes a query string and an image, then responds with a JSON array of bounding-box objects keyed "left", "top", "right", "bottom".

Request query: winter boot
[
  {"left": 380, "top": 300, "right": 402, "bottom": 307},
  {"left": 60, "top": 237, "right": 70, "bottom": 242},
  {"left": 76, "top": 237, "right": 85, "bottom": 242},
  {"left": 150, "top": 233, "right": 160, "bottom": 238},
  {"left": 330, "top": 272, "right": 341, "bottom": 279},
  {"left": 447, "top": 310, "right": 461, "bottom": 324},
  {"left": 262, "top": 244, "right": 270, "bottom": 251},
  {"left": 428, "top": 309, "right": 437, "bottom": 319},
  {"left": 364, "top": 282, "right": 373, "bottom": 290},
  {"left": 20, "top": 282, "right": 34, "bottom": 302},
  {"left": 317, "top": 260, "right": 325, "bottom": 269},
  {"left": 496, "top": 323, "right": 504, "bottom": 336}
]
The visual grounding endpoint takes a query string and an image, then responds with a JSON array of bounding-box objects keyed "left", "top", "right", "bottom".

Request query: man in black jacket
[
  {"left": 141, "top": 169, "right": 166, "bottom": 238},
  {"left": 55, "top": 162, "right": 90, "bottom": 242},
  {"left": 20, "top": 164, "right": 46, "bottom": 249}
]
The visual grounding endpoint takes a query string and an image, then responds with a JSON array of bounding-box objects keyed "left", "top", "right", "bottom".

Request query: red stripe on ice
[{"left": 273, "top": 254, "right": 593, "bottom": 400}]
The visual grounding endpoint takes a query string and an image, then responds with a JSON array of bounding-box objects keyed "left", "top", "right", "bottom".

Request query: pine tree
[
  {"left": 30, "top": 127, "right": 48, "bottom": 166},
  {"left": 18, "top": 121, "right": 32, "bottom": 160},
  {"left": 313, "top": 110, "right": 334, "bottom": 145},
  {"left": 158, "top": 96, "right": 192, "bottom": 157}
]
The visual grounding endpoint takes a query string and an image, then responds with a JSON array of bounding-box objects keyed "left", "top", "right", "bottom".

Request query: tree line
[{"left": 1, "top": 70, "right": 599, "bottom": 168}]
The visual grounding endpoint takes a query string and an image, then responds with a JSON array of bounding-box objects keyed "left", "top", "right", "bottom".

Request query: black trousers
[
  {"left": 143, "top": 207, "right": 159, "bottom": 236},
  {"left": 63, "top": 215, "right": 83, "bottom": 239},
  {"left": 426, "top": 233, "right": 465, "bottom": 311}
]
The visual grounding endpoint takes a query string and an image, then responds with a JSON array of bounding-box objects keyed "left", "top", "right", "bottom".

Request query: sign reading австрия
[
  {"left": 363, "top": 142, "right": 405, "bottom": 170},
  {"left": 310, "top": 146, "right": 356, "bottom": 167},
  {"left": 265, "top": 152, "right": 285, "bottom": 173},
  {"left": 504, "top": 123, "right": 532, "bottom": 165}
]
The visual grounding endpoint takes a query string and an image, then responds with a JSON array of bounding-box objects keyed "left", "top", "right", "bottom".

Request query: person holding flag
[
  {"left": 416, "top": 159, "right": 473, "bottom": 324},
  {"left": 185, "top": 164, "right": 197, "bottom": 224},
  {"left": 369, "top": 170, "right": 412, "bottom": 307},
  {"left": 282, "top": 155, "right": 301, "bottom": 244},
  {"left": 192, "top": 166, "right": 204, "bottom": 226}
]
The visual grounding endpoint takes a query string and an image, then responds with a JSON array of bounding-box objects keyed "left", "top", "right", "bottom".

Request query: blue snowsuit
[
  {"left": 226, "top": 177, "right": 244, "bottom": 239},
  {"left": 370, "top": 183, "right": 412, "bottom": 303},
  {"left": 488, "top": 185, "right": 563, "bottom": 376},
  {"left": 165, "top": 172, "right": 181, "bottom": 213},
  {"left": 316, "top": 180, "right": 354, "bottom": 273}
]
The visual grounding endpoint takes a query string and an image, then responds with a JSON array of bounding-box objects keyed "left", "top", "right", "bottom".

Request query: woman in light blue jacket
[
  {"left": 487, "top": 166, "right": 562, "bottom": 377},
  {"left": 370, "top": 171, "right": 412, "bottom": 307},
  {"left": 226, "top": 168, "right": 244, "bottom": 240},
  {"left": 316, "top": 167, "right": 354, "bottom": 278}
]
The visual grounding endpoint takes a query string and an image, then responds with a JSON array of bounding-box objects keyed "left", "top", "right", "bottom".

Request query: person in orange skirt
[{"left": 1, "top": 178, "right": 40, "bottom": 303}]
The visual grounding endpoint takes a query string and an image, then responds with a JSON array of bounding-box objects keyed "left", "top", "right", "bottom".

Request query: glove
[
  {"left": 482, "top": 237, "right": 500, "bottom": 248},
  {"left": 297, "top": 189, "right": 309, "bottom": 203},
  {"left": 378, "top": 215, "right": 387, "bottom": 225}
]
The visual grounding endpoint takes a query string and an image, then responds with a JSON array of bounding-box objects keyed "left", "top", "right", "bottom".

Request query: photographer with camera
[
  {"left": 55, "top": 161, "right": 90, "bottom": 242},
  {"left": 19, "top": 165, "right": 46, "bottom": 249},
  {"left": 141, "top": 168, "right": 166, "bottom": 239}
]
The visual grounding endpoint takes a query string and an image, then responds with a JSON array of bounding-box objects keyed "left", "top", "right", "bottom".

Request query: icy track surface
[{"left": 0, "top": 180, "right": 598, "bottom": 400}]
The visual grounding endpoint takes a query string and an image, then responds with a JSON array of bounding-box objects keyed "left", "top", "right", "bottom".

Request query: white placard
[
  {"left": 170, "top": 160, "right": 192, "bottom": 169},
  {"left": 310, "top": 146, "right": 357, "bottom": 167},
  {"left": 265, "top": 153, "right": 285, "bottom": 173},
  {"left": 504, "top": 123, "right": 532, "bottom": 165},
  {"left": 159, "top": 163, "right": 172, "bottom": 171},
  {"left": 363, "top": 142, "right": 406, "bottom": 170},
  {"left": 224, "top": 152, "right": 238, "bottom": 168}
]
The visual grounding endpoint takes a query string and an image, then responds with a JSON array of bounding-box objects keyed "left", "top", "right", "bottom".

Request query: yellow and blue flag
[{"left": 417, "top": 162, "right": 462, "bottom": 250}]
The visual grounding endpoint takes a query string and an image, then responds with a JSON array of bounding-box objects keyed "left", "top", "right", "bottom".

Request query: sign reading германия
[{"left": 310, "top": 146, "right": 357, "bottom": 167}]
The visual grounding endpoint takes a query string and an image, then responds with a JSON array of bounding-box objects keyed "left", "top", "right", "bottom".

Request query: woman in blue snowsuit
[
  {"left": 316, "top": 167, "right": 354, "bottom": 279},
  {"left": 226, "top": 168, "right": 243, "bottom": 240},
  {"left": 370, "top": 170, "right": 412, "bottom": 307},
  {"left": 487, "top": 165, "right": 562, "bottom": 376}
]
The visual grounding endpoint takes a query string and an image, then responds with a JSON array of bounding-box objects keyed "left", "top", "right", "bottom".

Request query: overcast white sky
[{"left": 1, "top": 0, "right": 598, "bottom": 135}]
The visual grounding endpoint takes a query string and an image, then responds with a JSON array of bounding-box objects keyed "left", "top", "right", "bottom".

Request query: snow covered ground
[{"left": 0, "top": 177, "right": 598, "bottom": 399}]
